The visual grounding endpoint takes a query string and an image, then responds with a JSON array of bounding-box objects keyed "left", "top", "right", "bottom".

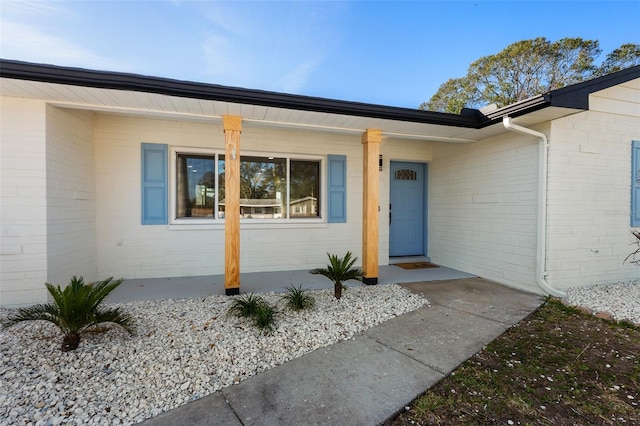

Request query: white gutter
[{"left": 503, "top": 116, "right": 567, "bottom": 297}]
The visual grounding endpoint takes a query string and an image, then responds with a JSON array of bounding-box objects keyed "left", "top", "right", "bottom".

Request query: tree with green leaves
[
  {"left": 599, "top": 43, "right": 640, "bottom": 75},
  {"left": 421, "top": 38, "right": 640, "bottom": 113}
]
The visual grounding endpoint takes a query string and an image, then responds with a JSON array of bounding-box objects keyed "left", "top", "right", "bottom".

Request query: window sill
[{"left": 169, "top": 219, "right": 328, "bottom": 231}]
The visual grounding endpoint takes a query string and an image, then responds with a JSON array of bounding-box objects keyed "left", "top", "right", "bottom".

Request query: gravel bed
[
  {"left": 0, "top": 284, "right": 427, "bottom": 425},
  {"left": 565, "top": 279, "right": 640, "bottom": 324}
]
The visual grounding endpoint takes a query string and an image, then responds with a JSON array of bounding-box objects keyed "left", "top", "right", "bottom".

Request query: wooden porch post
[
  {"left": 361, "top": 129, "right": 381, "bottom": 285},
  {"left": 223, "top": 115, "right": 242, "bottom": 295}
]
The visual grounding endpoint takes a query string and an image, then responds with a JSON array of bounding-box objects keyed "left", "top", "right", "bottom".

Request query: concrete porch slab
[{"left": 107, "top": 265, "right": 475, "bottom": 304}]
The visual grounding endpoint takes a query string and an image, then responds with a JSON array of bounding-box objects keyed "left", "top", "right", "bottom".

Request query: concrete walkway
[{"left": 139, "top": 278, "right": 543, "bottom": 426}]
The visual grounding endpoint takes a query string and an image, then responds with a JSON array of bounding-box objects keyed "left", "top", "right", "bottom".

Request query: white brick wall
[
  {"left": 6, "top": 79, "right": 635, "bottom": 307},
  {"left": 0, "top": 98, "right": 49, "bottom": 306},
  {"left": 45, "top": 106, "right": 97, "bottom": 286},
  {"left": 92, "top": 116, "right": 435, "bottom": 283},
  {"left": 428, "top": 131, "right": 541, "bottom": 294},
  {"left": 546, "top": 100, "right": 640, "bottom": 289},
  {"left": 93, "top": 114, "right": 391, "bottom": 281}
]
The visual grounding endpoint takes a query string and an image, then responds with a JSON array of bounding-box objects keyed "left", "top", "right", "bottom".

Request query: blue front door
[{"left": 389, "top": 162, "right": 426, "bottom": 256}]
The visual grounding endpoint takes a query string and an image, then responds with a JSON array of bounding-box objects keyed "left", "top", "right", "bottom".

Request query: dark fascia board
[
  {"left": 0, "top": 59, "right": 481, "bottom": 128},
  {"left": 475, "top": 65, "right": 640, "bottom": 125},
  {"left": 543, "top": 65, "right": 640, "bottom": 109},
  {"left": 2, "top": 59, "right": 638, "bottom": 130}
]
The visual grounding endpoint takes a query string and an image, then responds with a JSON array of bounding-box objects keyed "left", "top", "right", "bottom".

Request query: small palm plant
[
  {"left": 281, "top": 284, "right": 316, "bottom": 311},
  {"left": 3, "top": 276, "right": 135, "bottom": 351},
  {"left": 310, "top": 251, "right": 363, "bottom": 299}
]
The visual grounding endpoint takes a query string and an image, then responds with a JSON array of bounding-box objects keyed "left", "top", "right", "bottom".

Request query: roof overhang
[{"left": 2, "top": 60, "right": 638, "bottom": 143}]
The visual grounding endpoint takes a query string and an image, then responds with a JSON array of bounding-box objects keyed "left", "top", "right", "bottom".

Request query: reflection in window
[
  {"left": 176, "top": 154, "right": 215, "bottom": 218},
  {"left": 290, "top": 160, "right": 320, "bottom": 217},
  {"left": 238, "top": 156, "right": 286, "bottom": 218},
  {"left": 176, "top": 153, "right": 320, "bottom": 220}
]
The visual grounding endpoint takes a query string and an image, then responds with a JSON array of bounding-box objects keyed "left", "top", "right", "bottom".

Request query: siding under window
[
  {"left": 632, "top": 140, "right": 640, "bottom": 227},
  {"left": 141, "top": 143, "right": 168, "bottom": 225}
]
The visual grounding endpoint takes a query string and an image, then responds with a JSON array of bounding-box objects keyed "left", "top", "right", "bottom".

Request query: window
[
  {"left": 176, "top": 154, "right": 216, "bottom": 218},
  {"left": 236, "top": 156, "right": 286, "bottom": 219},
  {"left": 395, "top": 169, "right": 417, "bottom": 181},
  {"left": 174, "top": 151, "right": 320, "bottom": 221},
  {"left": 290, "top": 160, "right": 320, "bottom": 218}
]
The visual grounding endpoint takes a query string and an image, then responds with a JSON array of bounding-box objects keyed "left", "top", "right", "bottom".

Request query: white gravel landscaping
[
  {"left": 566, "top": 279, "right": 640, "bottom": 324},
  {"left": 0, "top": 284, "right": 427, "bottom": 426}
]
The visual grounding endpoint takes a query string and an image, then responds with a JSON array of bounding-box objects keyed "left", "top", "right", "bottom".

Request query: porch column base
[
  {"left": 225, "top": 287, "right": 240, "bottom": 296},
  {"left": 362, "top": 277, "right": 378, "bottom": 285}
]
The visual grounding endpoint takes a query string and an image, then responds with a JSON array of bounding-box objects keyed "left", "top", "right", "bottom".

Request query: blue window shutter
[
  {"left": 327, "top": 155, "right": 347, "bottom": 223},
  {"left": 141, "top": 143, "right": 168, "bottom": 225},
  {"left": 632, "top": 140, "right": 640, "bottom": 227}
]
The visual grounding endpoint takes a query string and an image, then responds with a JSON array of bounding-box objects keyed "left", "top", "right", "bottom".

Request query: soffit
[{"left": 0, "top": 77, "right": 581, "bottom": 143}]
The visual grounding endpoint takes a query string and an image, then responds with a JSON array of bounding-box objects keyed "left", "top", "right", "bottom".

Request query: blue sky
[{"left": 1, "top": 0, "right": 638, "bottom": 108}]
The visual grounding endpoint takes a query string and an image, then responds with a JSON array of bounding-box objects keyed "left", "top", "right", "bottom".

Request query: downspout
[{"left": 503, "top": 117, "right": 567, "bottom": 297}]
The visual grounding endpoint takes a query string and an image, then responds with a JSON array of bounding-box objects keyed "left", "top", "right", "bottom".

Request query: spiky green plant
[
  {"left": 226, "top": 294, "right": 278, "bottom": 333},
  {"left": 3, "top": 276, "right": 135, "bottom": 351},
  {"left": 226, "top": 293, "right": 267, "bottom": 319},
  {"left": 281, "top": 284, "right": 316, "bottom": 311},
  {"left": 252, "top": 303, "right": 278, "bottom": 334},
  {"left": 310, "top": 251, "right": 363, "bottom": 299}
]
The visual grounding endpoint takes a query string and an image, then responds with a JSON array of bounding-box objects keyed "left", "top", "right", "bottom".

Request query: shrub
[
  {"left": 226, "top": 293, "right": 278, "bottom": 334},
  {"left": 624, "top": 230, "right": 640, "bottom": 265},
  {"left": 3, "top": 276, "right": 134, "bottom": 351},
  {"left": 310, "top": 251, "right": 363, "bottom": 299},
  {"left": 281, "top": 284, "right": 316, "bottom": 311},
  {"left": 226, "top": 293, "right": 267, "bottom": 318},
  {"left": 252, "top": 303, "right": 278, "bottom": 334}
]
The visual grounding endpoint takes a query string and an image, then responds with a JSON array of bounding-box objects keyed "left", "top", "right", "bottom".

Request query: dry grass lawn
[{"left": 387, "top": 298, "right": 639, "bottom": 425}]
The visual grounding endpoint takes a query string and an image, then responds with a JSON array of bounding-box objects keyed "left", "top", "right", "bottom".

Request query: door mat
[{"left": 394, "top": 262, "right": 439, "bottom": 270}]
